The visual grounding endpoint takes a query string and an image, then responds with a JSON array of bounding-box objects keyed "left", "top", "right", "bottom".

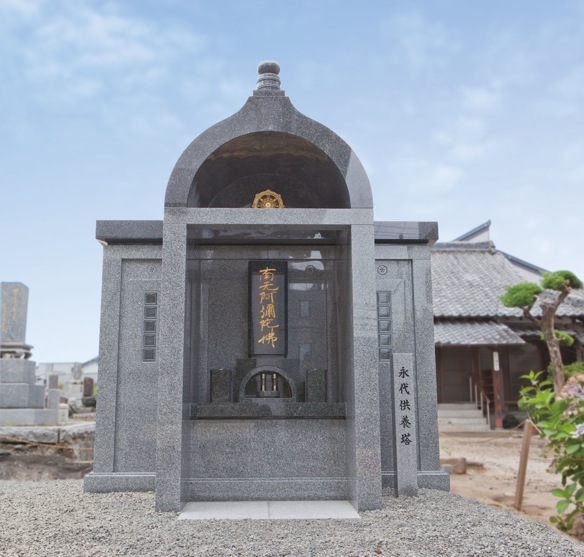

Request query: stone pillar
[
  {"left": 346, "top": 224, "right": 382, "bottom": 511},
  {"left": 47, "top": 374, "right": 60, "bottom": 409},
  {"left": 155, "top": 222, "right": 188, "bottom": 511},
  {"left": 1, "top": 283, "right": 33, "bottom": 359}
]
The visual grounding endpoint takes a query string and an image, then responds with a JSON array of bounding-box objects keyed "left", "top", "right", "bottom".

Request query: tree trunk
[{"left": 540, "top": 302, "right": 565, "bottom": 393}]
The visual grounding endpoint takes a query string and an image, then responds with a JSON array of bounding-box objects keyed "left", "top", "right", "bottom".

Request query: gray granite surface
[{"left": 191, "top": 401, "right": 346, "bottom": 419}]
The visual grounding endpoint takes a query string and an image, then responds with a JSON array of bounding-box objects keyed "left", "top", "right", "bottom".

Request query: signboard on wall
[{"left": 248, "top": 261, "right": 288, "bottom": 356}]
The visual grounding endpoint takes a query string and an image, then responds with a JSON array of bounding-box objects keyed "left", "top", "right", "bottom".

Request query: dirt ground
[
  {"left": 0, "top": 444, "right": 93, "bottom": 481},
  {"left": 439, "top": 429, "right": 563, "bottom": 527}
]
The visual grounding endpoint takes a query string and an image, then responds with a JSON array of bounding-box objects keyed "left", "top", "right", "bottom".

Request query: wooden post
[
  {"left": 470, "top": 347, "right": 480, "bottom": 402},
  {"left": 514, "top": 420, "right": 534, "bottom": 510},
  {"left": 492, "top": 350, "right": 504, "bottom": 428}
]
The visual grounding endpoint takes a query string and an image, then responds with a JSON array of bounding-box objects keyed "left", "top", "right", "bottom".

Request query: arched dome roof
[{"left": 164, "top": 62, "right": 373, "bottom": 210}]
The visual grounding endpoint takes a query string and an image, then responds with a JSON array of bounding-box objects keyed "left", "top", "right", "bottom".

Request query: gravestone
[
  {"left": 47, "top": 374, "right": 60, "bottom": 410},
  {"left": 85, "top": 62, "right": 449, "bottom": 511},
  {"left": 83, "top": 377, "right": 94, "bottom": 398},
  {"left": 81, "top": 376, "right": 96, "bottom": 408},
  {"left": 0, "top": 282, "right": 58, "bottom": 426}
]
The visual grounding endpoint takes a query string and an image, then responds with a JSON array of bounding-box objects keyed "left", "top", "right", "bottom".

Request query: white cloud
[
  {"left": 434, "top": 116, "right": 500, "bottom": 163},
  {"left": 534, "top": 98, "right": 578, "bottom": 118},
  {"left": 3, "top": 1, "right": 206, "bottom": 105},
  {"left": 386, "top": 157, "right": 464, "bottom": 195},
  {"left": 552, "top": 66, "right": 584, "bottom": 101},
  {"left": 379, "top": 11, "right": 459, "bottom": 75},
  {"left": 562, "top": 143, "right": 584, "bottom": 184},
  {"left": 461, "top": 86, "right": 501, "bottom": 111},
  {"left": 430, "top": 163, "right": 464, "bottom": 191},
  {"left": 0, "top": 0, "right": 41, "bottom": 17}
]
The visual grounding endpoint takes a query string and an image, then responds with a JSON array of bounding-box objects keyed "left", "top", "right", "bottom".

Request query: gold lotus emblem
[{"left": 252, "top": 189, "right": 285, "bottom": 209}]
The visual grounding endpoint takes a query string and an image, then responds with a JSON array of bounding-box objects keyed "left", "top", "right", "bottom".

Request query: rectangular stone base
[
  {"left": 0, "top": 408, "right": 58, "bottom": 426},
  {"left": 0, "top": 359, "right": 36, "bottom": 383},
  {"left": 179, "top": 500, "right": 361, "bottom": 520},
  {"left": 84, "top": 472, "right": 156, "bottom": 493},
  {"left": 381, "top": 470, "right": 450, "bottom": 491},
  {"left": 182, "top": 477, "right": 348, "bottom": 501}
]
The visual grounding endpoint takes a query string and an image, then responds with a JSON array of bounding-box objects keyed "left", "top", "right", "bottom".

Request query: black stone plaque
[
  {"left": 210, "top": 369, "right": 233, "bottom": 403},
  {"left": 249, "top": 261, "right": 287, "bottom": 356},
  {"left": 306, "top": 368, "right": 327, "bottom": 402}
]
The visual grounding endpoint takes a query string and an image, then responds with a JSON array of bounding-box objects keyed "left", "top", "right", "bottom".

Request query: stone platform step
[{"left": 179, "top": 500, "right": 361, "bottom": 520}]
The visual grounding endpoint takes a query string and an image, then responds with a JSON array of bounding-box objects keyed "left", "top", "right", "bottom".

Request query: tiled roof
[
  {"left": 512, "top": 325, "right": 584, "bottom": 345},
  {"left": 431, "top": 244, "right": 584, "bottom": 319},
  {"left": 435, "top": 321, "right": 525, "bottom": 345}
]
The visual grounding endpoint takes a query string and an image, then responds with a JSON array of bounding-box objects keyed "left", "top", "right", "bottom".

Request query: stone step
[
  {"left": 437, "top": 403, "right": 477, "bottom": 411},
  {"left": 438, "top": 417, "right": 488, "bottom": 426},
  {"left": 438, "top": 409, "right": 486, "bottom": 419},
  {"left": 437, "top": 402, "right": 490, "bottom": 432},
  {"left": 439, "top": 423, "right": 491, "bottom": 432}
]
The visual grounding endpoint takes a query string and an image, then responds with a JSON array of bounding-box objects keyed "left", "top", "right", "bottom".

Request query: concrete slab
[
  {"left": 268, "top": 500, "right": 360, "bottom": 520},
  {"left": 178, "top": 500, "right": 360, "bottom": 521}
]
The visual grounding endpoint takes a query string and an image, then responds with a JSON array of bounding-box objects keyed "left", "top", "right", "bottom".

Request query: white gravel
[{"left": 1, "top": 480, "right": 582, "bottom": 557}]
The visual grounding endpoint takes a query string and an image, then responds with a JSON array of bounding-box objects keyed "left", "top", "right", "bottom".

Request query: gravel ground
[{"left": 1, "top": 480, "right": 582, "bottom": 557}]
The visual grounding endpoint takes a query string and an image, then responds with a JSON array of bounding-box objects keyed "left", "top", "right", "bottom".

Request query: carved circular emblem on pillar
[
  {"left": 252, "top": 189, "right": 285, "bottom": 208},
  {"left": 377, "top": 265, "right": 388, "bottom": 275}
]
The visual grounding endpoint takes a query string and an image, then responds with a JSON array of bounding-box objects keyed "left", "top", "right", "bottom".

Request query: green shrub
[
  {"left": 542, "top": 271, "right": 583, "bottom": 291},
  {"left": 501, "top": 282, "right": 542, "bottom": 309},
  {"left": 520, "top": 371, "right": 584, "bottom": 532}
]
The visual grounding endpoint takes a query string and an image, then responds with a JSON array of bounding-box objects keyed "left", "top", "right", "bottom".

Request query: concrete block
[
  {"left": 58, "top": 403, "right": 69, "bottom": 425},
  {"left": 0, "top": 359, "right": 35, "bottom": 383},
  {"left": 0, "top": 408, "right": 58, "bottom": 426},
  {"left": 47, "top": 389, "right": 60, "bottom": 410},
  {"left": 29, "top": 385, "right": 45, "bottom": 408},
  {"left": 0, "top": 383, "right": 31, "bottom": 408}
]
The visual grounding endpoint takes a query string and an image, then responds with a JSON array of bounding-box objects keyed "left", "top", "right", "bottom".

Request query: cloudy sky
[{"left": 2, "top": 0, "right": 583, "bottom": 363}]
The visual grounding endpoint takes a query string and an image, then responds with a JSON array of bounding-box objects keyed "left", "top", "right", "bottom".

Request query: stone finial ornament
[{"left": 255, "top": 60, "right": 282, "bottom": 93}]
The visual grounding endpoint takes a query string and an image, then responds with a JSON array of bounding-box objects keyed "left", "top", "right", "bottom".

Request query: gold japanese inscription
[{"left": 257, "top": 266, "right": 280, "bottom": 349}]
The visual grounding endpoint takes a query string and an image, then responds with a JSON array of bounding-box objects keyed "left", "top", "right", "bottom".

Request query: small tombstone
[
  {"left": 83, "top": 377, "right": 94, "bottom": 398},
  {"left": 0, "top": 283, "right": 28, "bottom": 343}
]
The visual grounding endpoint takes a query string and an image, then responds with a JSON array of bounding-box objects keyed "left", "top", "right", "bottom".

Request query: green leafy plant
[
  {"left": 541, "top": 270, "right": 583, "bottom": 291},
  {"left": 501, "top": 270, "right": 582, "bottom": 393},
  {"left": 519, "top": 371, "right": 584, "bottom": 533},
  {"left": 539, "top": 330, "right": 575, "bottom": 347},
  {"left": 501, "top": 282, "right": 542, "bottom": 308},
  {"left": 565, "top": 362, "right": 584, "bottom": 378}
]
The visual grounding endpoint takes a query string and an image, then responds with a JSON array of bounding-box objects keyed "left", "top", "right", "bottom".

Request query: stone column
[
  {"left": 155, "top": 222, "right": 188, "bottom": 511},
  {"left": 346, "top": 224, "right": 382, "bottom": 511}
]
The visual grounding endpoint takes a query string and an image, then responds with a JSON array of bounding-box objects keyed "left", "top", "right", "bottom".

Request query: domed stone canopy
[
  {"left": 190, "top": 132, "right": 350, "bottom": 209},
  {"left": 164, "top": 63, "right": 373, "bottom": 209}
]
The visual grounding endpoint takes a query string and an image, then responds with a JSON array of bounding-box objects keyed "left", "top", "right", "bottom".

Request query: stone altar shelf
[{"left": 190, "top": 401, "right": 346, "bottom": 419}]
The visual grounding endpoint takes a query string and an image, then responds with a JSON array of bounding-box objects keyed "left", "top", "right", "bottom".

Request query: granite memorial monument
[
  {"left": 0, "top": 282, "right": 59, "bottom": 426},
  {"left": 84, "top": 61, "right": 449, "bottom": 511}
]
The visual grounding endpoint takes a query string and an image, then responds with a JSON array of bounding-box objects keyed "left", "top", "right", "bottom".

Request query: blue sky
[{"left": 2, "top": 0, "right": 584, "bottom": 363}]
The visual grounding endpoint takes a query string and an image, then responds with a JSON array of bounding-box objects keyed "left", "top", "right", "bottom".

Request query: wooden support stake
[{"left": 514, "top": 420, "right": 534, "bottom": 510}]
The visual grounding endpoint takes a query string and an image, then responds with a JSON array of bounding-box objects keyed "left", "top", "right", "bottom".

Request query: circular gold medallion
[{"left": 252, "top": 189, "right": 285, "bottom": 209}]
